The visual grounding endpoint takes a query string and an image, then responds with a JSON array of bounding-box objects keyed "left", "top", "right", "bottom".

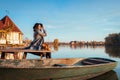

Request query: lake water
[{"left": 27, "top": 45, "right": 120, "bottom": 80}]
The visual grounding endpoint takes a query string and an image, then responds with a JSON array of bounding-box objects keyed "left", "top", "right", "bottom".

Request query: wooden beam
[{"left": 0, "top": 49, "right": 52, "bottom": 53}]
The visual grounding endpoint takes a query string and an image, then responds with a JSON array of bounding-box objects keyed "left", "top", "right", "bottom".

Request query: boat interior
[
  {"left": 42, "top": 58, "right": 116, "bottom": 66},
  {"left": 0, "top": 58, "right": 116, "bottom": 68},
  {"left": 43, "top": 58, "right": 84, "bottom": 66}
]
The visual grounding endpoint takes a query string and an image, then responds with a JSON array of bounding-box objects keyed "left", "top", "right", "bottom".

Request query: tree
[
  {"left": 105, "top": 33, "right": 120, "bottom": 46},
  {"left": 54, "top": 39, "right": 59, "bottom": 51}
]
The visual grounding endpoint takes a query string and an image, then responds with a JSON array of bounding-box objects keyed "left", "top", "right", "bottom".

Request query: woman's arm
[
  {"left": 37, "top": 30, "right": 47, "bottom": 37},
  {"left": 43, "top": 29, "right": 47, "bottom": 36}
]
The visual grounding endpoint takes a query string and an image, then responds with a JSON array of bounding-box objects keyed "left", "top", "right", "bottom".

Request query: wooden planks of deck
[
  {"left": 0, "top": 48, "right": 52, "bottom": 53},
  {"left": 0, "top": 48, "right": 53, "bottom": 59}
]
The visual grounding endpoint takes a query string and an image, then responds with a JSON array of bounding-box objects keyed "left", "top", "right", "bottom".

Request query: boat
[{"left": 0, "top": 58, "right": 117, "bottom": 80}]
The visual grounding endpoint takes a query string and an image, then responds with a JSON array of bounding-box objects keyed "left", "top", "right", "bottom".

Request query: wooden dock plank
[{"left": 0, "top": 49, "right": 52, "bottom": 53}]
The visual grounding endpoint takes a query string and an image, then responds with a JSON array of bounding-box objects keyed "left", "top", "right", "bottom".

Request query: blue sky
[{"left": 0, "top": 0, "right": 120, "bottom": 42}]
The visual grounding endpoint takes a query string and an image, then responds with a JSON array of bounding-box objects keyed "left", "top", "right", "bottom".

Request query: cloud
[
  {"left": 103, "top": 28, "right": 120, "bottom": 32},
  {"left": 45, "top": 24, "right": 68, "bottom": 29},
  {"left": 103, "top": 28, "right": 113, "bottom": 31},
  {"left": 45, "top": 25, "right": 57, "bottom": 29}
]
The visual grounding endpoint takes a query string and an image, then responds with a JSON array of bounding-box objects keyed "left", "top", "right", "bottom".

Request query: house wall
[
  {"left": 0, "top": 32, "right": 6, "bottom": 44},
  {"left": 0, "top": 32, "right": 23, "bottom": 45},
  {"left": 19, "top": 33, "right": 23, "bottom": 44},
  {"left": 0, "top": 39, "right": 6, "bottom": 44}
]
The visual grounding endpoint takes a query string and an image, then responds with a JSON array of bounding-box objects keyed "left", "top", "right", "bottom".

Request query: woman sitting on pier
[{"left": 25, "top": 23, "right": 47, "bottom": 50}]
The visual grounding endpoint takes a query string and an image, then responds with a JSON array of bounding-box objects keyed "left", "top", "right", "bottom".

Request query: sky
[{"left": 0, "top": 0, "right": 120, "bottom": 42}]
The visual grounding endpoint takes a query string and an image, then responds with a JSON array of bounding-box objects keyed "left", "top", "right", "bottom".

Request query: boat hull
[{"left": 0, "top": 58, "right": 117, "bottom": 80}]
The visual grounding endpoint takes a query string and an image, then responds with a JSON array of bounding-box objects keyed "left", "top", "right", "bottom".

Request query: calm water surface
[{"left": 28, "top": 45, "right": 120, "bottom": 80}]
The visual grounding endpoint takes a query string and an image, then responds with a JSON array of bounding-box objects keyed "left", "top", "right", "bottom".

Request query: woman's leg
[
  {"left": 24, "top": 40, "right": 37, "bottom": 49},
  {"left": 38, "top": 39, "right": 44, "bottom": 50}
]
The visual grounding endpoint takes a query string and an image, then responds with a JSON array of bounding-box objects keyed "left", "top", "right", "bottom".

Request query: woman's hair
[{"left": 33, "top": 23, "right": 43, "bottom": 31}]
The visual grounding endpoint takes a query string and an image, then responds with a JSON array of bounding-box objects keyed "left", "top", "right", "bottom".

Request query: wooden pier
[{"left": 0, "top": 48, "right": 52, "bottom": 59}]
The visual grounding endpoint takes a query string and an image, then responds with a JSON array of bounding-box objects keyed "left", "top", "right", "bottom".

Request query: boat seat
[
  {"left": 81, "top": 58, "right": 115, "bottom": 65},
  {"left": 52, "top": 64, "right": 68, "bottom": 67}
]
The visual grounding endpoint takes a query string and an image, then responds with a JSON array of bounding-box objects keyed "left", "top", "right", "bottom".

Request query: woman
[{"left": 25, "top": 23, "right": 47, "bottom": 50}]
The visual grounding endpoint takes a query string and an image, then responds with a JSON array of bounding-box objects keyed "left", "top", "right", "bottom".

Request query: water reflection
[
  {"left": 70, "top": 45, "right": 104, "bottom": 49},
  {"left": 105, "top": 46, "right": 120, "bottom": 58},
  {"left": 88, "top": 70, "right": 118, "bottom": 80},
  {"left": 54, "top": 45, "right": 59, "bottom": 51}
]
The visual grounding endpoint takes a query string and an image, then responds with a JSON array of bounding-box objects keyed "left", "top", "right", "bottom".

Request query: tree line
[{"left": 105, "top": 33, "right": 120, "bottom": 46}]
